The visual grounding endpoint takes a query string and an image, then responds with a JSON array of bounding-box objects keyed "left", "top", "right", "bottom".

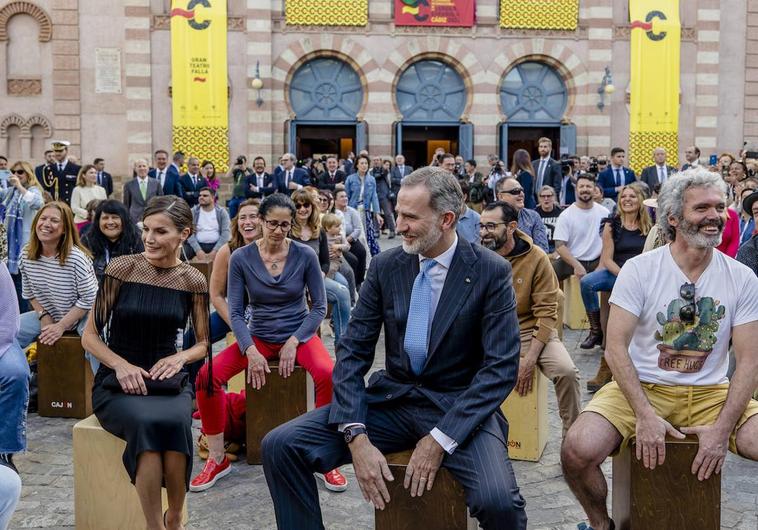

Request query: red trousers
[{"left": 195, "top": 335, "right": 334, "bottom": 436}]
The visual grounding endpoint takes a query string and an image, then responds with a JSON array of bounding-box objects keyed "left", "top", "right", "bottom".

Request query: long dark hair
[
  {"left": 510, "top": 149, "right": 535, "bottom": 176},
  {"left": 81, "top": 200, "right": 143, "bottom": 257}
]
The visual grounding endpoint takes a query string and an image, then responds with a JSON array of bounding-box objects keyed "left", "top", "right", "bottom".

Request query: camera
[{"left": 236, "top": 156, "right": 246, "bottom": 166}]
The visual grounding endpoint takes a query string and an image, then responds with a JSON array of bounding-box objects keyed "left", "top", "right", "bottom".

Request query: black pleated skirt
[{"left": 92, "top": 382, "right": 194, "bottom": 490}]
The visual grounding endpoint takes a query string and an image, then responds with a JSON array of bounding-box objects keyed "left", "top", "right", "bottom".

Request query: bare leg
[
  {"left": 560, "top": 412, "right": 622, "bottom": 530},
  {"left": 163, "top": 451, "right": 188, "bottom": 530},
  {"left": 735, "top": 414, "right": 758, "bottom": 460},
  {"left": 135, "top": 451, "right": 165, "bottom": 530},
  {"left": 205, "top": 433, "right": 225, "bottom": 464}
]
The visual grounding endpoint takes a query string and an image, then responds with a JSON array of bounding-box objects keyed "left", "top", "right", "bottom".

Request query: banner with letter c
[
  {"left": 628, "top": 0, "right": 680, "bottom": 173},
  {"left": 394, "top": 0, "right": 475, "bottom": 27},
  {"left": 171, "top": 0, "right": 229, "bottom": 171}
]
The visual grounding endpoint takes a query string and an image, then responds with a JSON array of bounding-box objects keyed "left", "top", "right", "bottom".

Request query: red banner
[{"left": 394, "top": 0, "right": 475, "bottom": 27}]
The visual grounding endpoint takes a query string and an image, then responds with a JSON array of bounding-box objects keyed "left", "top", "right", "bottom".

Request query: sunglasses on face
[
  {"left": 12, "top": 169, "right": 26, "bottom": 175},
  {"left": 539, "top": 194, "right": 554, "bottom": 199},
  {"left": 295, "top": 203, "right": 311, "bottom": 210},
  {"left": 498, "top": 188, "right": 524, "bottom": 196},
  {"left": 679, "top": 282, "right": 697, "bottom": 324}
]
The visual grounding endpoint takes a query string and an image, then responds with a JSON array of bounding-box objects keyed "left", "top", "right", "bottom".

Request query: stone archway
[{"left": 0, "top": 1, "right": 53, "bottom": 42}]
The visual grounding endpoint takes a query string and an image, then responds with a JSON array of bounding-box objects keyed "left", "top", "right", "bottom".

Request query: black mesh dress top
[{"left": 91, "top": 253, "right": 210, "bottom": 489}]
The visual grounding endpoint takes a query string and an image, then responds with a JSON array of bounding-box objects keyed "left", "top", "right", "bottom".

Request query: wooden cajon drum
[
  {"left": 612, "top": 435, "right": 721, "bottom": 530},
  {"left": 562, "top": 276, "right": 589, "bottom": 330},
  {"left": 376, "top": 450, "right": 477, "bottom": 530},
  {"left": 499, "top": 370, "right": 549, "bottom": 461},
  {"left": 245, "top": 363, "right": 314, "bottom": 464},
  {"left": 190, "top": 258, "right": 213, "bottom": 283},
  {"left": 73, "top": 415, "right": 188, "bottom": 530},
  {"left": 225, "top": 332, "right": 246, "bottom": 394},
  {"left": 37, "top": 333, "right": 93, "bottom": 419}
]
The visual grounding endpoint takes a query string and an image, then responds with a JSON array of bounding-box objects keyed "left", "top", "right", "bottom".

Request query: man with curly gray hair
[{"left": 561, "top": 167, "right": 758, "bottom": 530}]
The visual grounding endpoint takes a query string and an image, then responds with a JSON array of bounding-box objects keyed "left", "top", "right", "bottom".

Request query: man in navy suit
[
  {"left": 149, "top": 149, "right": 183, "bottom": 197},
  {"left": 532, "top": 137, "right": 563, "bottom": 201},
  {"left": 262, "top": 167, "right": 527, "bottom": 530},
  {"left": 179, "top": 157, "right": 205, "bottom": 207},
  {"left": 597, "top": 147, "right": 636, "bottom": 202},
  {"left": 92, "top": 158, "right": 113, "bottom": 197},
  {"left": 278, "top": 153, "right": 309, "bottom": 196},
  {"left": 34, "top": 150, "right": 55, "bottom": 187}
]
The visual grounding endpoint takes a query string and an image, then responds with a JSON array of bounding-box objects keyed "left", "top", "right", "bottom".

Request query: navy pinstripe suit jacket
[{"left": 328, "top": 237, "right": 522, "bottom": 445}]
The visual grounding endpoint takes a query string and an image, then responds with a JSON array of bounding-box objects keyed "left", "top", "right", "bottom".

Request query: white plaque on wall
[{"left": 95, "top": 48, "right": 122, "bottom": 94}]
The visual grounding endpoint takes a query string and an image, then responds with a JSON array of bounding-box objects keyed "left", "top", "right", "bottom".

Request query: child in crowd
[{"left": 322, "top": 213, "right": 356, "bottom": 306}]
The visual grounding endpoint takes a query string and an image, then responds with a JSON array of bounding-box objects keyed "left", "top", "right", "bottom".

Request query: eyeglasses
[
  {"left": 477, "top": 222, "right": 507, "bottom": 232},
  {"left": 12, "top": 169, "right": 26, "bottom": 175},
  {"left": 679, "top": 282, "right": 698, "bottom": 324},
  {"left": 318, "top": 197, "right": 328, "bottom": 203},
  {"left": 539, "top": 194, "right": 554, "bottom": 199},
  {"left": 498, "top": 188, "right": 524, "bottom": 196},
  {"left": 295, "top": 203, "right": 311, "bottom": 210},
  {"left": 264, "top": 220, "right": 292, "bottom": 232},
  {"left": 598, "top": 161, "right": 608, "bottom": 166}
]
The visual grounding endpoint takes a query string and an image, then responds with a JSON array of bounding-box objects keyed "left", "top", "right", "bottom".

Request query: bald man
[{"left": 640, "top": 147, "right": 677, "bottom": 192}]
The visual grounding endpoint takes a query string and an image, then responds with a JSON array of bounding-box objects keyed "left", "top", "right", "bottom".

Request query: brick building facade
[{"left": 0, "top": 0, "right": 751, "bottom": 199}]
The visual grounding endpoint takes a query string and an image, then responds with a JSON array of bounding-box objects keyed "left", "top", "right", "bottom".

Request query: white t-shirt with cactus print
[{"left": 609, "top": 244, "right": 758, "bottom": 386}]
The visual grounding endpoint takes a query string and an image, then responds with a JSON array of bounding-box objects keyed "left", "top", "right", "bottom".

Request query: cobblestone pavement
[{"left": 10, "top": 239, "right": 758, "bottom": 529}]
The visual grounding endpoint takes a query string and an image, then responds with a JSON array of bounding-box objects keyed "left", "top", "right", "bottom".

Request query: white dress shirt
[
  {"left": 340, "top": 235, "right": 461, "bottom": 454},
  {"left": 656, "top": 164, "right": 668, "bottom": 184}
]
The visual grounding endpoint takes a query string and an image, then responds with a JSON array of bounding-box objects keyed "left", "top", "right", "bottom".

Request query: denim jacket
[{"left": 344, "top": 173, "right": 381, "bottom": 214}]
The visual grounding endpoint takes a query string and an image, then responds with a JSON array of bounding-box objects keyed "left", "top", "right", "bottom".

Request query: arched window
[
  {"left": 500, "top": 62, "right": 567, "bottom": 122},
  {"left": 289, "top": 57, "right": 363, "bottom": 121},
  {"left": 7, "top": 13, "right": 40, "bottom": 78},
  {"left": 396, "top": 59, "right": 466, "bottom": 122},
  {"left": 6, "top": 124, "right": 22, "bottom": 161}
]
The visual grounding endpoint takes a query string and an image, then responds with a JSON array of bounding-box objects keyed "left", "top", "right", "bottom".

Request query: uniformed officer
[{"left": 41, "top": 140, "right": 81, "bottom": 204}]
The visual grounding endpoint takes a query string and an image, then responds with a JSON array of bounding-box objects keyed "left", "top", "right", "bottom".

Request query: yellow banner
[
  {"left": 628, "top": 0, "right": 680, "bottom": 173},
  {"left": 500, "top": 1, "right": 578, "bottom": 30},
  {"left": 170, "top": 0, "right": 229, "bottom": 172},
  {"left": 286, "top": 0, "right": 368, "bottom": 26}
]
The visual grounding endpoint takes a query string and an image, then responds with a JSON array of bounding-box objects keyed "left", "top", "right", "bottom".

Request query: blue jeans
[
  {"left": 324, "top": 277, "right": 350, "bottom": 345},
  {"left": 16, "top": 311, "right": 98, "bottom": 375},
  {"left": 0, "top": 464, "right": 21, "bottom": 530},
  {"left": 579, "top": 269, "right": 618, "bottom": 313},
  {"left": 0, "top": 342, "right": 30, "bottom": 453}
]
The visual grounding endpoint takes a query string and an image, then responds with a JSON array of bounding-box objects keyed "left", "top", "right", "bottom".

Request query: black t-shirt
[{"left": 535, "top": 205, "right": 564, "bottom": 253}]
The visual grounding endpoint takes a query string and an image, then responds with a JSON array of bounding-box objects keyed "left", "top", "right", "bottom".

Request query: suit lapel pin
[{"left": 465, "top": 277, "right": 471, "bottom": 283}]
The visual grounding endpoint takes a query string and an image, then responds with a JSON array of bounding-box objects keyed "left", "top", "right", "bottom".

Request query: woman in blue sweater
[{"left": 191, "top": 194, "right": 346, "bottom": 493}]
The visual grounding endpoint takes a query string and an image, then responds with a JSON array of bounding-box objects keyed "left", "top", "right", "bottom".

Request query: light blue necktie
[{"left": 404, "top": 259, "right": 438, "bottom": 375}]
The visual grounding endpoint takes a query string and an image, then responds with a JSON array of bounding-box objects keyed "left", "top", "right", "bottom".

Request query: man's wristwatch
[{"left": 344, "top": 425, "right": 368, "bottom": 445}]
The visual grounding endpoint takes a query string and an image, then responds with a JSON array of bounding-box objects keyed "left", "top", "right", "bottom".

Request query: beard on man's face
[
  {"left": 677, "top": 216, "right": 724, "bottom": 248},
  {"left": 480, "top": 231, "right": 509, "bottom": 252}
]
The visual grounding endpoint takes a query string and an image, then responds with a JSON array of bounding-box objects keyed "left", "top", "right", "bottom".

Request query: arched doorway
[
  {"left": 288, "top": 56, "right": 365, "bottom": 161},
  {"left": 394, "top": 59, "right": 472, "bottom": 168},
  {"left": 499, "top": 61, "right": 575, "bottom": 164}
]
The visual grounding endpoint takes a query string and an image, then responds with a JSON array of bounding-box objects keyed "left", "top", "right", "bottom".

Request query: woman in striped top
[{"left": 17, "top": 202, "right": 98, "bottom": 371}]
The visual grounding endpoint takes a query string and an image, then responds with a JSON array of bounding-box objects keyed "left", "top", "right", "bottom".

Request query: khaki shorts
[{"left": 583, "top": 381, "right": 758, "bottom": 455}]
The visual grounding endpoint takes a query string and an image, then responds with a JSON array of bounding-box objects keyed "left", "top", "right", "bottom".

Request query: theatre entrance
[
  {"left": 399, "top": 125, "right": 460, "bottom": 169},
  {"left": 294, "top": 124, "right": 356, "bottom": 162}
]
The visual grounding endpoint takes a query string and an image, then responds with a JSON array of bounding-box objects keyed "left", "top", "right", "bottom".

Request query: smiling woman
[
  {"left": 81, "top": 195, "right": 210, "bottom": 530},
  {"left": 80, "top": 200, "right": 144, "bottom": 284},
  {"left": 17, "top": 201, "right": 98, "bottom": 373}
]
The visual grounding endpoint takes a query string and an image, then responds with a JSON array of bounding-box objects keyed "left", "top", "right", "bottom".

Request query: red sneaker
[
  {"left": 316, "top": 468, "right": 348, "bottom": 492},
  {"left": 190, "top": 456, "right": 231, "bottom": 492}
]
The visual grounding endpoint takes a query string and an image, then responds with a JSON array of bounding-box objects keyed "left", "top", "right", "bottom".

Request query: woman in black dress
[{"left": 82, "top": 196, "right": 210, "bottom": 530}]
